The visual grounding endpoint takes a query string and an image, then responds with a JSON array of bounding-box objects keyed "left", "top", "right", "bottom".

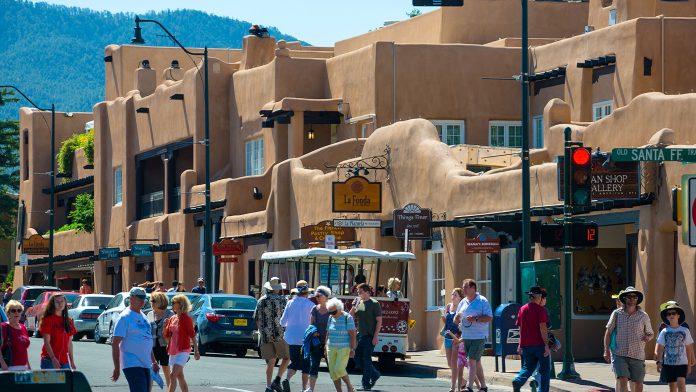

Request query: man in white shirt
[
  {"left": 280, "top": 283, "right": 316, "bottom": 392},
  {"left": 110, "top": 287, "right": 159, "bottom": 392},
  {"left": 454, "top": 279, "right": 493, "bottom": 392}
]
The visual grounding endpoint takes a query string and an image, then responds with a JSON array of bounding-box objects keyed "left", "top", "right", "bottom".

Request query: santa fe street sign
[{"left": 611, "top": 148, "right": 696, "bottom": 162}]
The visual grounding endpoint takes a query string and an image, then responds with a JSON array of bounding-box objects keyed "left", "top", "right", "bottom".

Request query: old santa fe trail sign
[{"left": 612, "top": 147, "right": 696, "bottom": 162}]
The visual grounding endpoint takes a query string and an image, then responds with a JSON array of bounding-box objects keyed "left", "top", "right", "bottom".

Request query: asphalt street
[{"left": 23, "top": 336, "right": 512, "bottom": 392}]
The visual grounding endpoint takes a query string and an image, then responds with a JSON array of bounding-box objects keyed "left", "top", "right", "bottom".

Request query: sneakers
[
  {"left": 270, "top": 378, "right": 283, "bottom": 392},
  {"left": 265, "top": 388, "right": 274, "bottom": 392},
  {"left": 282, "top": 378, "right": 291, "bottom": 392},
  {"left": 370, "top": 371, "right": 381, "bottom": 388}
]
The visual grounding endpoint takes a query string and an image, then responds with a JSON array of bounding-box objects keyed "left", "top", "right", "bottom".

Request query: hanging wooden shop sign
[
  {"left": 332, "top": 176, "right": 382, "bottom": 213},
  {"left": 301, "top": 220, "right": 356, "bottom": 247},
  {"left": 22, "top": 234, "right": 49, "bottom": 255},
  {"left": 213, "top": 238, "right": 244, "bottom": 256}
]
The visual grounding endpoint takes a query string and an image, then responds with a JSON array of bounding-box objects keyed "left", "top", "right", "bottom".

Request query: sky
[{"left": 30, "top": 0, "right": 433, "bottom": 46}]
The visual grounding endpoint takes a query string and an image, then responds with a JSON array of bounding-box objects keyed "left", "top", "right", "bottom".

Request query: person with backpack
[
  {"left": 655, "top": 301, "right": 695, "bottom": 392},
  {"left": 326, "top": 297, "right": 357, "bottom": 392},
  {"left": 304, "top": 286, "right": 331, "bottom": 392}
]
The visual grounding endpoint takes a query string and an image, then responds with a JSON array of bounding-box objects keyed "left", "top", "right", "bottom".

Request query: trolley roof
[{"left": 260, "top": 248, "right": 415, "bottom": 262}]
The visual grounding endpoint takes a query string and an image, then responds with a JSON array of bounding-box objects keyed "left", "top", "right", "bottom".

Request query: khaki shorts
[
  {"left": 612, "top": 355, "right": 645, "bottom": 383},
  {"left": 464, "top": 338, "right": 486, "bottom": 361},
  {"left": 260, "top": 340, "right": 290, "bottom": 360}
]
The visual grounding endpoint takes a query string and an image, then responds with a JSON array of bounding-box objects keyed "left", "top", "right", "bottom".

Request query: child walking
[{"left": 655, "top": 302, "right": 695, "bottom": 392}]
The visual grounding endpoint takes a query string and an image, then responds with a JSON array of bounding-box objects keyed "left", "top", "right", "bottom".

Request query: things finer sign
[
  {"left": 332, "top": 176, "right": 382, "bottom": 213},
  {"left": 393, "top": 203, "right": 432, "bottom": 240}
]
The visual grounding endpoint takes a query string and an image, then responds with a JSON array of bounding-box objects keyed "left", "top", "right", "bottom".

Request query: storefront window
[{"left": 427, "top": 242, "right": 445, "bottom": 310}]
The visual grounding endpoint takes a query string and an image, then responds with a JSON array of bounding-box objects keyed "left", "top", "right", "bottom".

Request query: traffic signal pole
[{"left": 559, "top": 127, "right": 580, "bottom": 379}]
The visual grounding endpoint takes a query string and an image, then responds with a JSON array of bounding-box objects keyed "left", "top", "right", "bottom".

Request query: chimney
[
  {"left": 163, "top": 59, "right": 185, "bottom": 82},
  {"left": 134, "top": 59, "right": 156, "bottom": 96}
]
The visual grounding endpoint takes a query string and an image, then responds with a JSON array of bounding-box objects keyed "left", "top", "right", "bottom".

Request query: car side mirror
[{"left": 99, "top": 304, "right": 106, "bottom": 310}]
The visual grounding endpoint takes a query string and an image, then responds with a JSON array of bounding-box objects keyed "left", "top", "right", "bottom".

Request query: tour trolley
[{"left": 260, "top": 247, "right": 415, "bottom": 368}]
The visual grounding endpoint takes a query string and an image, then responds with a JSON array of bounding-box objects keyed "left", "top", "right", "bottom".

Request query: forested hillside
[{"left": 0, "top": 0, "right": 305, "bottom": 120}]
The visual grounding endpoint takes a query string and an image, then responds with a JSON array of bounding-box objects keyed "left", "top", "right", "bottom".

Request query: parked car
[
  {"left": 68, "top": 294, "right": 114, "bottom": 341},
  {"left": 190, "top": 294, "right": 259, "bottom": 357},
  {"left": 94, "top": 292, "right": 151, "bottom": 344},
  {"left": 0, "top": 307, "right": 7, "bottom": 323},
  {"left": 24, "top": 291, "right": 80, "bottom": 337},
  {"left": 164, "top": 292, "right": 200, "bottom": 309},
  {"left": 10, "top": 285, "right": 59, "bottom": 322}
]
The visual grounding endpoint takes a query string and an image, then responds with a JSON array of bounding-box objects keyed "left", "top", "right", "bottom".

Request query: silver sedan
[{"left": 68, "top": 294, "right": 114, "bottom": 340}]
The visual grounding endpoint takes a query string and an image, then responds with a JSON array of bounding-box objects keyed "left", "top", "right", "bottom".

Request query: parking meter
[{"left": 493, "top": 302, "right": 521, "bottom": 373}]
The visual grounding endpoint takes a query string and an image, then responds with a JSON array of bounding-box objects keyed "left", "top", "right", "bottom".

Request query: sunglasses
[
  {"left": 625, "top": 295, "right": 639, "bottom": 299},
  {"left": 666, "top": 311, "right": 679, "bottom": 316},
  {"left": 8, "top": 308, "right": 22, "bottom": 314}
]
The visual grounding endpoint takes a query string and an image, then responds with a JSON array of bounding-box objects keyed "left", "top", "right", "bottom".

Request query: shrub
[{"left": 57, "top": 129, "right": 94, "bottom": 179}]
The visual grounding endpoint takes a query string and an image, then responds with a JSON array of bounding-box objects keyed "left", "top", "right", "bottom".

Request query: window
[
  {"left": 533, "top": 115, "right": 544, "bottom": 148},
  {"left": 474, "top": 254, "right": 493, "bottom": 344},
  {"left": 427, "top": 242, "right": 445, "bottom": 310},
  {"left": 431, "top": 120, "right": 465, "bottom": 146},
  {"left": 593, "top": 101, "right": 613, "bottom": 121},
  {"left": 113, "top": 167, "right": 122, "bottom": 205},
  {"left": 608, "top": 9, "right": 617, "bottom": 26},
  {"left": 489, "top": 121, "right": 523, "bottom": 148},
  {"left": 245, "top": 138, "right": 264, "bottom": 176}
]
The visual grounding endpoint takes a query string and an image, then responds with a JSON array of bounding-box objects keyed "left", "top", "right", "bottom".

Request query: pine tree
[{"left": 0, "top": 89, "right": 20, "bottom": 239}]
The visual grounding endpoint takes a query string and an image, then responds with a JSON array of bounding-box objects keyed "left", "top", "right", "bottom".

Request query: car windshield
[
  {"left": 26, "top": 289, "right": 57, "bottom": 301},
  {"left": 64, "top": 293, "right": 80, "bottom": 304},
  {"left": 83, "top": 296, "right": 112, "bottom": 307},
  {"left": 166, "top": 293, "right": 200, "bottom": 302},
  {"left": 210, "top": 297, "right": 256, "bottom": 310}
]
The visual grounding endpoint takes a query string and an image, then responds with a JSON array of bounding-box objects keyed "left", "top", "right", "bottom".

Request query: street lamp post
[
  {"left": 130, "top": 17, "right": 214, "bottom": 293},
  {"left": 0, "top": 85, "right": 55, "bottom": 286},
  {"left": 519, "top": 0, "right": 531, "bottom": 303}
]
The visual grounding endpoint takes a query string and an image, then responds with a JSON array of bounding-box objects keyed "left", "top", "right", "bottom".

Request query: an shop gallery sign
[
  {"left": 558, "top": 155, "right": 641, "bottom": 200},
  {"left": 332, "top": 176, "right": 382, "bottom": 213}
]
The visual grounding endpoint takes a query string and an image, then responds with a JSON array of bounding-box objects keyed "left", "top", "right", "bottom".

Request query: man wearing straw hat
[
  {"left": 255, "top": 277, "right": 290, "bottom": 392},
  {"left": 603, "top": 287, "right": 654, "bottom": 392}
]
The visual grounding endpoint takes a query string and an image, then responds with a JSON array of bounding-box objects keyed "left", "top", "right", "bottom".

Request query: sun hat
[
  {"left": 129, "top": 287, "right": 147, "bottom": 299},
  {"left": 619, "top": 286, "right": 644, "bottom": 305},
  {"left": 263, "top": 277, "right": 283, "bottom": 291},
  {"left": 296, "top": 285, "right": 310, "bottom": 294},
  {"left": 611, "top": 290, "right": 624, "bottom": 299},
  {"left": 660, "top": 301, "right": 686, "bottom": 325}
]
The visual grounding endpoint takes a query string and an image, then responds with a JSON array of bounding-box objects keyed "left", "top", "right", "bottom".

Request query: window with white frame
[
  {"left": 245, "top": 138, "right": 264, "bottom": 176},
  {"left": 489, "top": 121, "right": 523, "bottom": 148},
  {"left": 113, "top": 166, "right": 122, "bottom": 205},
  {"left": 474, "top": 253, "right": 493, "bottom": 343},
  {"left": 533, "top": 115, "right": 544, "bottom": 148},
  {"left": 427, "top": 242, "right": 445, "bottom": 310},
  {"left": 431, "top": 120, "right": 465, "bottom": 146},
  {"left": 608, "top": 9, "right": 617, "bottom": 26},
  {"left": 593, "top": 101, "right": 613, "bottom": 121}
]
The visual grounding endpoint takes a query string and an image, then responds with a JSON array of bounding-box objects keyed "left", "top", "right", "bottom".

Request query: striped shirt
[
  {"left": 606, "top": 307, "right": 653, "bottom": 360},
  {"left": 327, "top": 313, "right": 356, "bottom": 349}
]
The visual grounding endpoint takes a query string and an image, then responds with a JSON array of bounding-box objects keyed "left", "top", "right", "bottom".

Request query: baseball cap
[
  {"left": 527, "top": 286, "right": 544, "bottom": 296},
  {"left": 129, "top": 287, "right": 147, "bottom": 299}
]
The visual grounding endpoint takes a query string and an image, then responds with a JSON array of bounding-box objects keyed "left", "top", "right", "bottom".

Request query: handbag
[{"left": 1, "top": 322, "right": 12, "bottom": 366}]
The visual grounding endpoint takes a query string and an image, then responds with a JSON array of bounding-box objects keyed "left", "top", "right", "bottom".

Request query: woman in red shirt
[
  {"left": 39, "top": 293, "right": 76, "bottom": 369},
  {"left": 164, "top": 294, "right": 199, "bottom": 392},
  {"left": 1, "top": 300, "right": 32, "bottom": 370}
]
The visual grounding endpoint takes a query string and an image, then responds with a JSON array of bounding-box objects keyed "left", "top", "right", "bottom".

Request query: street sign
[
  {"left": 332, "top": 219, "right": 381, "bottom": 228},
  {"left": 413, "top": 0, "right": 463, "bottom": 6},
  {"left": 213, "top": 238, "right": 244, "bottom": 256},
  {"left": 22, "top": 234, "right": 49, "bottom": 255},
  {"left": 332, "top": 176, "right": 382, "bottom": 213},
  {"left": 393, "top": 203, "right": 432, "bottom": 240},
  {"left": 325, "top": 234, "right": 336, "bottom": 250},
  {"left": 689, "top": 177, "right": 696, "bottom": 247},
  {"left": 301, "top": 221, "right": 356, "bottom": 247},
  {"left": 99, "top": 247, "right": 120, "bottom": 260},
  {"left": 611, "top": 148, "right": 696, "bottom": 162},
  {"left": 558, "top": 155, "right": 640, "bottom": 200},
  {"left": 19, "top": 253, "right": 28, "bottom": 266},
  {"left": 131, "top": 244, "right": 153, "bottom": 257}
]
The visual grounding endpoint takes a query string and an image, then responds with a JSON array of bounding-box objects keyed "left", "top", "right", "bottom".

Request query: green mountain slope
[{"left": 0, "top": 0, "right": 306, "bottom": 120}]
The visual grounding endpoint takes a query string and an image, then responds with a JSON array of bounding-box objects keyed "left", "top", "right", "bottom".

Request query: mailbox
[{"left": 493, "top": 302, "right": 521, "bottom": 373}]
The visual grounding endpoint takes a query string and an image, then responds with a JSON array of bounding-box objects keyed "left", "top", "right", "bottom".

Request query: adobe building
[{"left": 13, "top": 0, "right": 696, "bottom": 362}]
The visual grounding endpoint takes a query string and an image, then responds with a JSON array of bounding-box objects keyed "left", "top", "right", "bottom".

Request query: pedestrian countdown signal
[
  {"left": 570, "top": 147, "right": 592, "bottom": 207},
  {"left": 539, "top": 222, "right": 599, "bottom": 248}
]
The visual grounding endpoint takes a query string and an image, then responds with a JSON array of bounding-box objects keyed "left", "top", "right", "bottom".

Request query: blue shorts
[
  {"left": 444, "top": 337, "right": 454, "bottom": 349},
  {"left": 40, "top": 358, "right": 71, "bottom": 369}
]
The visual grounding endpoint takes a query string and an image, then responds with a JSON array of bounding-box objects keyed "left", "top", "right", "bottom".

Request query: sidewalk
[{"left": 398, "top": 351, "right": 669, "bottom": 392}]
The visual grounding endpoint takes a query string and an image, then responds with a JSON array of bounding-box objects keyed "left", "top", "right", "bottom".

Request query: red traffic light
[{"left": 572, "top": 148, "right": 591, "bottom": 165}]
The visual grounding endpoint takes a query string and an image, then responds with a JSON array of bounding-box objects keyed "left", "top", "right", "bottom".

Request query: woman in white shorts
[{"left": 164, "top": 294, "right": 199, "bottom": 392}]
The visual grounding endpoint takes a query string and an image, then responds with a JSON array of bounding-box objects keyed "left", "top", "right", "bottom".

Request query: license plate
[
  {"left": 15, "top": 371, "right": 66, "bottom": 384},
  {"left": 233, "top": 319, "right": 248, "bottom": 326},
  {"left": 226, "top": 330, "right": 242, "bottom": 335}
]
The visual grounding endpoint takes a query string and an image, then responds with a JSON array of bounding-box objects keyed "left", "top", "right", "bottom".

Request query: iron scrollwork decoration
[{"left": 325, "top": 146, "right": 391, "bottom": 179}]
